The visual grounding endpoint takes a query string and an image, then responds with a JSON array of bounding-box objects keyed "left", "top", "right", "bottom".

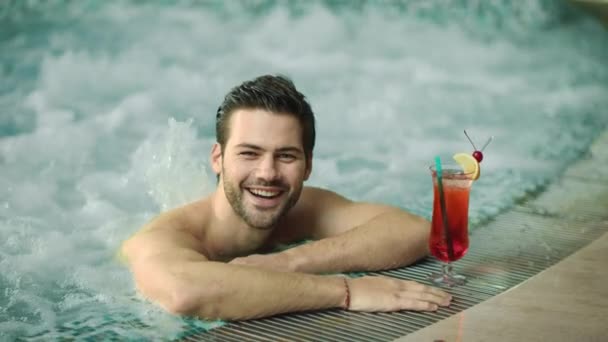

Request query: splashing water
[{"left": 1, "top": 0, "right": 608, "bottom": 339}]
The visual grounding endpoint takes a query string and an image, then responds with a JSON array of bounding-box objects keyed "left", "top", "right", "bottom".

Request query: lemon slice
[{"left": 453, "top": 153, "right": 480, "bottom": 180}]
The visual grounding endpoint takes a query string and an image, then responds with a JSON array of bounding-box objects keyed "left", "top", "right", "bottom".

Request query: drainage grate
[{"left": 178, "top": 177, "right": 608, "bottom": 342}]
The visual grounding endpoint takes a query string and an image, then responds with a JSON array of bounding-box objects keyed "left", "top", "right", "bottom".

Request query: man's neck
[{"left": 205, "top": 188, "right": 274, "bottom": 261}]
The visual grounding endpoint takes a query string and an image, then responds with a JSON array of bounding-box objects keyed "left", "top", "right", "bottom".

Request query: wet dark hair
[{"left": 215, "top": 75, "right": 316, "bottom": 159}]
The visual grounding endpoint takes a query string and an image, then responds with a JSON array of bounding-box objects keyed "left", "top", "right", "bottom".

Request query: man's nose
[{"left": 256, "top": 155, "right": 279, "bottom": 181}]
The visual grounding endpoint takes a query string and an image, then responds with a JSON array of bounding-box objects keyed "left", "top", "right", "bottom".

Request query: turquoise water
[{"left": 1, "top": 0, "right": 608, "bottom": 339}]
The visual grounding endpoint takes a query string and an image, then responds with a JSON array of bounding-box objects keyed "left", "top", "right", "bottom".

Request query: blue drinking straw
[{"left": 435, "top": 156, "right": 455, "bottom": 261}]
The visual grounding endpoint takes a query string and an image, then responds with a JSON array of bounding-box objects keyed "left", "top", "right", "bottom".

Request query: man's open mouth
[{"left": 247, "top": 188, "right": 284, "bottom": 199}]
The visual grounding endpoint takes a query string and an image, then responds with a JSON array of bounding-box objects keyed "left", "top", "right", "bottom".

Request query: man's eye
[
  {"left": 239, "top": 151, "right": 257, "bottom": 156},
  {"left": 278, "top": 153, "right": 296, "bottom": 161}
]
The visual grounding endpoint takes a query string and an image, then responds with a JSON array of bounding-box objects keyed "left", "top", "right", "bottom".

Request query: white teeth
[{"left": 249, "top": 189, "right": 280, "bottom": 198}]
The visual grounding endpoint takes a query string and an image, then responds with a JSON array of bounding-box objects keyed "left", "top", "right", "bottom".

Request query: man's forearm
[
  {"left": 284, "top": 209, "right": 430, "bottom": 274},
  {"left": 132, "top": 255, "right": 347, "bottom": 321}
]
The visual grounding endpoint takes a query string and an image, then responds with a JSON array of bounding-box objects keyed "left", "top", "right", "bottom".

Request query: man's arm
[
  {"left": 121, "top": 220, "right": 346, "bottom": 320},
  {"left": 127, "top": 241, "right": 346, "bottom": 320},
  {"left": 231, "top": 187, "right": 430, "bottom": 274},
  {"left": 122, "top": 207, "right": 450, "bottom": 321}
]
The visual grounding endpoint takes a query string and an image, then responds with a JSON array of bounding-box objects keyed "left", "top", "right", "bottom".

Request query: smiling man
[{"left": 121, "top": 75, "right": 451, "bottom": 320}]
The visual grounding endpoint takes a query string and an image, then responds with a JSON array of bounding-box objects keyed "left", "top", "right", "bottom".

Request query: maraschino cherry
[
  {"left": 464, "top": 130, "right": 493, "bottom": 163},
  {"left": 472, "top": 150, "right": 483, "bottom": 162}
]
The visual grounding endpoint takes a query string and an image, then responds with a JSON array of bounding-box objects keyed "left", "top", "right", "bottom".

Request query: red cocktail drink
[
  {"left": 428, "top": 165, "right": 473, "bottom": 286},
  {"left": 430, "top": 172, "right": 471, "bottom": 262}
]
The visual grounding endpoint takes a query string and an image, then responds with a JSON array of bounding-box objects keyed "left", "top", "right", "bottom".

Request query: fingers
[
  {"left": 387, "top": 278, "right": 450, "bottom": 305},
  {"left": 391, "top": 279, "right": 452, "bottom": 310},
  {"left": 406, "top": 289, "right": 451, "bottom": 307},
  {"left": 396, "top": 298, "right": 440, "bottom": 312}
]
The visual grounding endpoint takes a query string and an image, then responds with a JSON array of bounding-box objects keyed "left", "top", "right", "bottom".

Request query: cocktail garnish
[
  {"left": 464, "top": 130, "right": 493, "bottom": 163},
  {"left": 453, "top": 153, "right": 480, "bottom": 180}
]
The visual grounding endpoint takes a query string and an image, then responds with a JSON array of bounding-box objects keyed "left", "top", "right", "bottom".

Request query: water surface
[{"left": 1, "top": 0, "right": 607, "bottom": 339}]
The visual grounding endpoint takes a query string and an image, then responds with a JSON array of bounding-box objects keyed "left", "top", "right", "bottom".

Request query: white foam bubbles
[
  {"left": 130, "top": 118, "right": 214, "bottom": 211},
  {"left": 1, "top": 0, "right": 607, "bottom": 339}
]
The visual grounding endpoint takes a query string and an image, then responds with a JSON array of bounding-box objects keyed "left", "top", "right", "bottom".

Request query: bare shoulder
[
  {"left": 120, "top": 198, "right": 211, "bottom": 264},
  {"left": 287, "top": 186, "right": 353, "bottom": 224},
  {"left": 275, "top": 186, "right": 400, "bottom": 241},
  {"left": 298, "top": 186, "right": 353, "bottom": 207},
  {"left": 295, "top": 186, "right": 389, "bottom": 215}
]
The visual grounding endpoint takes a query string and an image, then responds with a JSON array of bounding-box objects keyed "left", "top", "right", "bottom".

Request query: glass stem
[{"left": 442, "top": 262, "right": 453, "bottom": 278}]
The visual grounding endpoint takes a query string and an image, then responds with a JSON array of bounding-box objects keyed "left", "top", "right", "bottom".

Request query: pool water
[{"left": 1, "top": 0, "right": 608, "bottom": 339}]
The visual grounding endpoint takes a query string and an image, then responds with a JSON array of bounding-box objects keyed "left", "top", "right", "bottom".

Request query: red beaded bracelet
[{"left": 342, "top": 277, "right": 350, "bottom": 310}]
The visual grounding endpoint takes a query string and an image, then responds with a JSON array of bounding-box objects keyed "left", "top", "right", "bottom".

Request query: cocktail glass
[{"left": 428, "top": 164, "right": 474, "bottom": 287}]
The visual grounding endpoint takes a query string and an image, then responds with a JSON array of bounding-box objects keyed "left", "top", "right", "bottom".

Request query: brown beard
[{"left": 222, "top": 165, "right": 300, "bottom": 229}]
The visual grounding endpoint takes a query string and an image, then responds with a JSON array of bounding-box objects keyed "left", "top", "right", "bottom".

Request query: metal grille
[{"left": 178, "top": 175, "right": 608, "bottom": 342}]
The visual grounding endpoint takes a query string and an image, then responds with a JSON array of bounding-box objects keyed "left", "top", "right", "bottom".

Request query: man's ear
[
  {"left": 210, "top": 143, "right": 222, "bottom": 175},
  {"left": 304, "top": 152, "right": 313, "bottom": 181}
]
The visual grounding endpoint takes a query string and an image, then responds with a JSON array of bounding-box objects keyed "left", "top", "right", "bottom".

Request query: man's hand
[
  {"left": 228, "top": 252, "right": 294, "bottom": 272},
  {"left": 347, "top": 276, "right": 451, "bottom": 312}
]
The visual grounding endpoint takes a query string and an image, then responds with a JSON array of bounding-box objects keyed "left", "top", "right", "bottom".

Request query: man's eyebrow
[
  {"left": 234, "top": 143, "right": 303, "bottom": 154},
  {"left": 235, "top": 143, "right": 263, "bottom": 150},
  {"left": 276, "top": 147, "right": 304, "bottom": 154}
]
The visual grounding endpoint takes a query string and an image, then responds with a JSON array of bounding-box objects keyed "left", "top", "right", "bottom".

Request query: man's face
[{"left": 212, "top": 109, "right": 312, "bottom": 229}]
